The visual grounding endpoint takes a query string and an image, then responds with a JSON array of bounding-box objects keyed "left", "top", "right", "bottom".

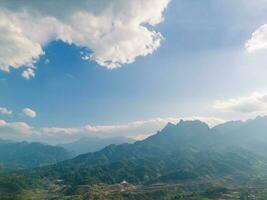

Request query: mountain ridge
[
  {"left": 2, "top": 117, "right": 267, "bottom": 199},
  {"left": 32, "top": 119, "right": 267, "bottom": 187},
  {"left": 0, "top": 140, "right": 71, "bottom": 171}
]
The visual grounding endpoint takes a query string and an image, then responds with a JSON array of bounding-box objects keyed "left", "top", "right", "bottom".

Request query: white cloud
[
  {"left": 246, "top": 24, "right": 267, "bottom": 52},
  {"left": 7, "top": 122, "right": 32, "bottom": 133},
  {"left": 0, "top": 119, "right": 7, "bottom": 126},
  {"left": 0, "top": 107, "right": 12, "bottom": 115},
  {"left": 22, "top": 108, "right": 37, "bottom": 118},
  {"left": 22, "top": 68, "right": 35, "bottom": 79},
  {"left": 0, "top": 119, "right": 33, "bottom": 136},
  {"left": 0, "top": 12, "right": 43, "bottom": 76},
  {"left": 41, "top": 127, "right": 81, "bottom": 135},
  {"left": 0, "top": 0, "right": 171, "bottom": 78},
  {"left": 214, "top": 92, "right": 267, "bottom": 115}
]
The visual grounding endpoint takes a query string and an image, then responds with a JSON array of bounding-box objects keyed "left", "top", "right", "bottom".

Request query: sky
[{"left": 1, "top": 0, "right": 267, "bottom": 143}]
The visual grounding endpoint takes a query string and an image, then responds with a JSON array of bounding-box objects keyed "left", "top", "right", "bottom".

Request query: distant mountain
[
  {"left": 213, "top": 120, "right": 244, "bottom": 133},
  {"left": 32, "top": 120, "right": 265, "bottom": 187},
  {"left": 0, "top": 140, "right": 71, "bottom": 171},
  {"left": 2, "top": 118, "right": 267, "bottom": 199},
  {"left": 213, "top": 116, "right": 267, "bottom": 140},
  {"left": 213, "top": 116, "right": 267, "bottom": 157},
  {"left": 59, "top": 136, "right": 135, "bottom": 156}
]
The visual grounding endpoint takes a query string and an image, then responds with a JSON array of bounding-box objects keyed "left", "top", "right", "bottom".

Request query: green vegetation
[
  {"left": 0, "top": 140, "right": 71, "bottom": 172},
  {"left": 2, "top": 119, "right": 267, "bottom": 199}
]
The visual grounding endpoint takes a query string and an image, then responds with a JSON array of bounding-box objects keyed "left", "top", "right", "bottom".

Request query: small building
[{"left": 120, "top": 180, "right": 129, "bottom": 187}]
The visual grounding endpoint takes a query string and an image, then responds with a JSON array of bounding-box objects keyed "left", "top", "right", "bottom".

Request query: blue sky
[{"left": 1, "top": 0, "right": 267, "bottom": 143}]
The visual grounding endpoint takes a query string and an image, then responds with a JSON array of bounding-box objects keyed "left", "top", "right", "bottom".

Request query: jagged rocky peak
[
  {"left": 177, "top": 119, "right": 210, "bottom": 130},
  {"left": 162, "top": 122, "right": 176, "bottom": 130}
]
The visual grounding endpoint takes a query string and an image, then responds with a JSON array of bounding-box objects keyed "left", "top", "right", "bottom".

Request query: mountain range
[
  {"left": 36, "top": 119, "right": 266, "bottom": 186},
  {"left": 214, "top": 116, "right": 267, "bottom": 158},
  {"left": 2, "top": 116, "right": 267, "bottom": 199},
  {"left": 0, "top": 140, "right": 70, "bottom": 172}
]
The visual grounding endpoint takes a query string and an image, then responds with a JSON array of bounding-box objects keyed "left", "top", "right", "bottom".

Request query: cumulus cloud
[
  {"left": 246, "top": 24, "right": 267, "bottom": 52},
  {"left": 22, "top": 108, "right": 37, "bottom": 118},
  {"left": 0, "top": 107, "right": 12, "bottom": 115},
  {"left": 0, "top": 12, "right": 43, "bottom": 78},
  {"left": 214, "top": 92, "right": 267, "bottom": 114},
  {"left": 0, "top": 0, "right": 171, "bottom": 78},
  {"left": 22, "top": 68, "right": 35, "bottom": 79}
]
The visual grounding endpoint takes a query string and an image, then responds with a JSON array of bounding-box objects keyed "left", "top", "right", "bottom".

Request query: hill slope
[
  {"left": 35, "top": 120, "right": 266, "bottom": 186},
  {"left": 2, "top": 119, "right": 267, "bottom": 199},
  {"left": 213, "top": 116, "right": 267, "bottom": 157},
  {"left": 0, "top": 140, "right": 71, "bottom": 171}
]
